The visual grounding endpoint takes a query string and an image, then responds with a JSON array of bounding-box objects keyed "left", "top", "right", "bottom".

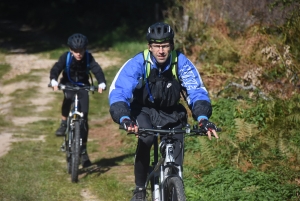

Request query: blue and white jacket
[{"left": 109, "top": 50, "right": 212, "bottom": 124}]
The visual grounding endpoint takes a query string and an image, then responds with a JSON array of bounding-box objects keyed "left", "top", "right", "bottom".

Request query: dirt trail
[{"left": 0, "top": 51, "right": 131, "bottom": 200}]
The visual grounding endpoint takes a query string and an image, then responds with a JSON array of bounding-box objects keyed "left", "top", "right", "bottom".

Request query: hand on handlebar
[
  {"left": 122, "top": 119, "right": 138, "bottom": 133},
  {"left": 98, "top": 83, "right": 106, "bottom": 94},
  {"left": 199, "top": 119, "right": 219, "bottom": 140},
  {"left": 49, "top": 79, "right": 59, "bottom": 91}
]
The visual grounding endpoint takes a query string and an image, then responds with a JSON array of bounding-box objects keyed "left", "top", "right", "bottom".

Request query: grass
[
  {"left": 8, "top": 87, "right": 40, "bottom": 117},
  {"left": 0, "top": 63, "right": 11, "bottom": 79},
  {"left": 3, "top": 70, "right": 41, "bottom": 85},
  {"left": 0, "top": 129, "right": 82, "bottom": 201},
  {"left": 0, "top": 128, "right": 131, "bottom": 201},
  {"left": 112, "top": 41, "right": 148, "bottom": 59}
]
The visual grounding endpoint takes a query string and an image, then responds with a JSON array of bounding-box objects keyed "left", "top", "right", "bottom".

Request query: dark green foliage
[
  {"left": 234, "top": 99, "right": 270, "bottom": 128},
  {"left": 184, "top": 167, "right": 300, "bottom": 201},
  {"left": 184, "top": 94, "right": 300, "bottom": 199},
  {"left": 210, "top": 98, "right": 237, "bottom": 132}
]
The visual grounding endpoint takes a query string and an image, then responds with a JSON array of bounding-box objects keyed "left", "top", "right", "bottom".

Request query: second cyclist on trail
[{"left": 49, "top": 33, "right": 106, "bottom": 168}]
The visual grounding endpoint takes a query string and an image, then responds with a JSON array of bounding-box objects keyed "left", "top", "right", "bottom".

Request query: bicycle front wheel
[
  {"left": 71, "top": 121, "right": 81, "bottom": 183},
  {"left": 164, "top": 177, "right": 186, "bottom": 201},
  {"left": 66, "top": 118, "right": 72, "bottom": 174}
]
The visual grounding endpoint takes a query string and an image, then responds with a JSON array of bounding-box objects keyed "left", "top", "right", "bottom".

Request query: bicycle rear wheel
[
  {"left": 164, "top": 177, "right": 186, "bottom": 201},
  {"left": 71, "top": 121, "right": 81, "bottom": 183}
]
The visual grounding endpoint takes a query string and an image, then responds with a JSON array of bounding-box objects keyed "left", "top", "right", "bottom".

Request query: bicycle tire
[
  {"left": 71, "top": 121, "right": 80, "bottom": 183},
  {"left": 66, "top": 131, "right": 72, "bottom": 174},
  {"left": 164, "top": 177, "right": 186, "bottom": 201},
  {"left": 65, "top": 117, "right": 72, "bottom": 174}
]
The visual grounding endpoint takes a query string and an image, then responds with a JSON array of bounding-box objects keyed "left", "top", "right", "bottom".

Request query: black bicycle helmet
[
  {"left": 67, "top": 33, "right": 88, "bottom": 49},
  {"left": 146, "top": 22, "right": 174, "bottom": 43}
]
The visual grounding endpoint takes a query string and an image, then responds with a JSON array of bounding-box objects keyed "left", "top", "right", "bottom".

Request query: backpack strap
[
  {"left": 143, "top": 49, "right": 178, "bottom": 80},
  {"left": 170, "top": 50, "right": 178, "bottom": 81},
  {"left": 143, "top": 50, "right": 154, "bottom": 103},
  {"left": 85, "top": 51, "right": 95, "bottom": 88}
]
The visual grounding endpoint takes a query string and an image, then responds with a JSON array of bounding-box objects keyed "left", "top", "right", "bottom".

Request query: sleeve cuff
[
  {"left": 197, "top": 116, "right": 208, "bottom": 121},
  {"left": 120, "top": 116, "right": 130, "bottom": 124}
]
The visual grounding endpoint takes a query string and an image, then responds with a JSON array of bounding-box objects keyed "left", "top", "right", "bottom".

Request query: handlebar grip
[
  {"left": 216, "top": 127, "right": 222, "bottom": 132},
  {"left": 48, "top": 83, "right": 52, "bottom": 87}
]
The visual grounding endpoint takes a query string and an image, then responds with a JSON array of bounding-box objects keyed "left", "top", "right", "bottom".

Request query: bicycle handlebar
[
  {"left": 48, "top": 83, "right": 99, "bottom": 92},
  {"left": 119, "top": 124, "right": 221, "bottom": 137}
]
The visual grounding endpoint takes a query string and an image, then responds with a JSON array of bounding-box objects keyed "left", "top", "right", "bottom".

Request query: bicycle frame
[
  {"left": 66, "top": 92, "right": 84, "bottom": 151},
  {"left": 146, "top": 133, "right": 184, "bottom": 201},
  {"left": 61, "top": 88, "right": 85, "bottom": 152}
]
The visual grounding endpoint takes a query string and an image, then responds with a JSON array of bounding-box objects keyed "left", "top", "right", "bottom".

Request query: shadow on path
[{"left": 79, "top": 153, "right": 135, "bottom": 177}]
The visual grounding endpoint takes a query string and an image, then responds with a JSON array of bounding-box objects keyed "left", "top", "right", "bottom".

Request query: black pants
[
  {"left": 131, "top": 104, "right": 187, "bottom": 187},
  {"left": 62, "top": 89, "right": 89, "bottom": 144}
]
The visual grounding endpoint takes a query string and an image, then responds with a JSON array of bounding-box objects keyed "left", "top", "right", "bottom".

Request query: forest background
[{"left": 1, "top": 0, "right": 300, "bottom": 200}]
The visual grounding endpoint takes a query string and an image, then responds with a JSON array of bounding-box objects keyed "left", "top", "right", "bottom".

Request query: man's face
[
  {"left": 148, "top": 42, "right": 172, "bottom": 65},
  {"left": 70, "top": 48, "right": 85, "bottom": 60}
]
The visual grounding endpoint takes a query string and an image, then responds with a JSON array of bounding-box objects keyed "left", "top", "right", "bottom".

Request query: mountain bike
[
  {"left": 124, "top": 124, "right": 221, "bottom": 201},
  {"left": 49, "top": 84, "right": 98, "bottom": 183}
]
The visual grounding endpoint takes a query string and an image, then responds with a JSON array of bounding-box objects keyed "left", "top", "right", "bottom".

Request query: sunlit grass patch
[
  {"left": 0, "top": 63, "right": 11, "bottom": 79},
  {"left": 3, "top": 71, "right": 41, "bottom": 85},
  {"left": 84, "top": 173, "right": 133, "bottom": 200},
  {"left": 0, "top": 114, "right": 13, "bottom": 127},
  {"left": 9, "top": 87, "right": 39, "bottom": 117},
  {"left": 46, "top": 48, "right": 68, "bottom": 60},
  {"left": 112, "top": 41, "right": 147, "bottom": 59},
  {"left": 0, "top": 135, "right": 84, "bottom": 201}
]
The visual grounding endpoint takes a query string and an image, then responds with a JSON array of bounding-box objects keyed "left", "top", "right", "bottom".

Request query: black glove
[
  {"left": 199, "top": 119, "right": 217, "bottom": 132},
  {"left": 121, "top": 119, "right": 137, "bottom": 130}
]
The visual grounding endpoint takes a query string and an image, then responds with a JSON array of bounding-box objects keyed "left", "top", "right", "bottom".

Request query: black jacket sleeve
[
  {"left": 192, "top": 100, "right": 212, "bottom": 120},
  {"left": 89, "top": 54, "right": 106, "bottom": 84},
  {"left": 109, "top": 101, "right": 131, "bottom": 124},
  {"left": 49, "top": 52, "right": 68, "bottom": 81}
]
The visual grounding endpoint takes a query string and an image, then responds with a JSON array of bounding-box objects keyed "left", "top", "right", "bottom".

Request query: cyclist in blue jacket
[
  {"left": 109, "top": 22, "right": 219, "bottom": 201},
  {"left": 50, "top": 33, "right": 106, "bottom": 168}
]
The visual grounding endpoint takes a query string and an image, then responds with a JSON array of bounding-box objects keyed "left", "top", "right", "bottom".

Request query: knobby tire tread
[
  {"left": 164, "top": 177, "right": 186, "bottom": 201},
  {"left": 71, "top": 121, "right": 80, "bottom": 183},
  {"left": 66, "top": 117, "right": 72, "bottom": 174},
  {"left": 65, "top": 131, "right": 72, "bottom": 174}
]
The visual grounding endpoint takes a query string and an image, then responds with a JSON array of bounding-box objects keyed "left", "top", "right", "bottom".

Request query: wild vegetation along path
[{"left": 0, "top": 51, "right": 132, "bottom": 200}]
